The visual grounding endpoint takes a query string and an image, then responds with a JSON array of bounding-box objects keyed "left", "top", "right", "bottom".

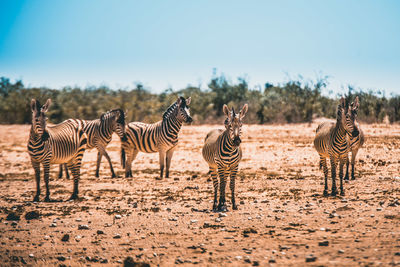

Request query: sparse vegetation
[{"left": 0, "top": 75, "right": 399, "bottom": 124}]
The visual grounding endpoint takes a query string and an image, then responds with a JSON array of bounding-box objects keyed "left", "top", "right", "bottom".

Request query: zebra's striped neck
[
  {"left": 332, "top": 121, "right": 349, "bottom": 151},
  {"left": 162, "top": 114, "right": 182, "bottom": 139},
  {"left": 221, "top": 130, "right": 237, "bottom": 153},
  {"left": 29, "top": 126, "right": 46, "bottom": 144}
]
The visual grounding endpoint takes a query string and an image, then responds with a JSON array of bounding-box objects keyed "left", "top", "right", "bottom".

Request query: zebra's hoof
[
  {"left": 344, "top": 176, "right": 349, "bottom": 181},
  {"left": 340, "top": 191, "right": 345, "bottom": 196},
  {"left": 111, "top": 174, "right": 117, "bottom": 178},
  {"left": 232, "top": 204, "right": 238, "bottom": 210},
  {"left": 331, "top": 191, "right": 338, "bottom": 197},
  {"left": 44, "top": 196, "right": 55, "bottom": 202},
  {"left": 69, "top": 194, "right": 78, "bottom": 201},
  {"left": 33, "top": 195, "right": 40, "bottom": 202},
  {"left": 323, "top": 190, "right": 329, "bottom": 197},
  {"left": 95, "top": 173, "right": 100, "bottom": 178},
  {"left": 217, "top": 205, "right": 228, "bottom": 212},
  {"left": 351, "top": 176, "right": 356, "bottom": 180}
]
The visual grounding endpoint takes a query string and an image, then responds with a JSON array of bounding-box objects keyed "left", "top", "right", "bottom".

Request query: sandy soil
[{"left": 0, "top": 123, "right": 399, "bottom": 266}]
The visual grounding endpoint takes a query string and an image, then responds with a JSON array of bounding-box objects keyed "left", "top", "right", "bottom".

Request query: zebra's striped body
[
  {"left": 58, "top": 109, "right": 126, "bottom": 178},
  {"left": 28, "top": 99, "right": 87, "bottom": 202},
  {"left": 121, "top": 97, "right": 192, "bottom": 179},
  {"left": 202, "top": 104, "right": 248, "bottom": 212},
  {"left": 345, "top": 123, "right": 365, "bottom": 180},
  {"left": 313, "top": 97, "right": 360, "bottom": 196}
]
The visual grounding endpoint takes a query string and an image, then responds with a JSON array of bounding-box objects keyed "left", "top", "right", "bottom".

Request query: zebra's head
[
  {"left": 338, "top": 96, "right": 359, "bottom": 137},
  {"left": 30, "top": 98, "right": 51, "bottom": 136},
  {"left": 101, "top": 109, "right": 127, "bottom": 142},
  {"left": 223, "top": 104, "right": 248, "bottom": 147},
  {"left": 176, "top": 97, "right": 193, "bottom": 123}
]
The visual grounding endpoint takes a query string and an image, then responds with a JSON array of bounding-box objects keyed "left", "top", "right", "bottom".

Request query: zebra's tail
[{"left": 121, "top": 147, "right": 126, "bottom": 169}]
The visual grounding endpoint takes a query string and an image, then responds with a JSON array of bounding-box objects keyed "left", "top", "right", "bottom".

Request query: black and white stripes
[
  {"left": 121, "top": 97, "right": 192, "bottom": 179},
  {"left": 313, "top": 97, "right": 360, "bottom": 196},
  {"left": 202, "top": 104, "right": 248, "bottom": 211},
  {"left": 59, "top": 109, "right": 126, "bottom": 178},
  {"left": 28, "top": 99, "right": 87, "bottom": 202}
]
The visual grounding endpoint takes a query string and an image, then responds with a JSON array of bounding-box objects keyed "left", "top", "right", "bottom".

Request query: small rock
[
  {"left": 78, "top": 224, "right": 89, "bottom": 230},
  {"left": 97, "top": 230, "right": 105, "bottom": 235},
  {"left": 305, "top": 255, "right": 317, "bottom": 262},
  {"left": 190, "top": 220, "right": 198, "bottom": 224},
  {"left": 6, "top": 212, "right": 20, "bottom": 221},
  {"left": 215, "top": 218, "right": 221, "bottom": 222},
  {"left": 113, "top": 234, "right": 121, "bottom": 239},
  {"left": 25, "top": 211, "right": 40, "bottom": 220},
  {"left": 75, "top": 235, "right": 82, "bottom": 241},
  {"left": 75, "top": 218, "right": 82, "bottom": 222},
  {"left": 318, "top": 240, "right": 329, "bottom": 246},
  {"left": 219, "top": 213, "right": 228, "bottom": 217},
  {"left": 50, "top": 223, "right": 57, "bottom": 227},
  {"left": 338, "top": 249, "right": 345, "bottom": 254},
  {"left": 44, "top": 235, "right": 50, "bottom": 240},
  {"left": 29, "top": 254, "right": 34, "bottom": 258},
  {"left": 115, "top": 215, "right": 122, "bottom": 219},
  {"left": 61, "top": 234, "right": 70, "bottom": 242},
  {"left": 235, "top": 256, "right": 242, "bottom": 260},
  {"left": 57, "top": 255, "right": 66, "bottom": 261},
  {"left": 169, "top": 217, "right": 178, "bottom": 222},
  {"left": 269, "top": 258, "right": 276, "bottom": 263}
]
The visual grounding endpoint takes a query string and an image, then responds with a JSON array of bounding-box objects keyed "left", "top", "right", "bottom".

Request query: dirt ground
[{"left": 0, "top": 123, "right": 399, "bottom": 266}]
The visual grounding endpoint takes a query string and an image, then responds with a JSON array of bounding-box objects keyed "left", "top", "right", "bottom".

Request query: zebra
[
  {"left": 58, "top": 109, "right": 127, "bottom": 179},
  {"left": 121, "top": 96, "right": 192, "bottom": 179},
  {"left": 202, "top": 104, "right": 248, "bottom": 212},
  {"left": 345, "top": 98, "right": 365, "bottom": 180},
  {"left": 27, "top": 99, "right": 87, "bottom": 202},
  {"left": 313, "top": 96, "right": 360, "bottom": 196}
]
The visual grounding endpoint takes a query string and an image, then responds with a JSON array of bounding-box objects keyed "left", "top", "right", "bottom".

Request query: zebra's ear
[
  {"left": 31, "top": 99, "right": 38, "bottom": 113},
  {"left": 186, "top": 97, "right": 191, "bottom": 106},
  {"left": 239, "top": 104, "right": 248, "bottom": 119},
  {"left": 223, "top": 104, "right": 231, "bottom": 117},
  {"left": 177, "top": 97, "right": 182, "bottom": 106},
  {"left": 352, "top": 96, "right": 359, "bottom": 110},
  {"left": 340, "top": 97, "right": 346, "bottom": 109},
  {"left": 41, "top": 99, "right": 51, "bottom": 113}
]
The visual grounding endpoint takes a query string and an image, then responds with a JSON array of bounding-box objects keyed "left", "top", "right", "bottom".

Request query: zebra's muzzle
[
  {"left": 233, "top": 137, "right": 241, "bottom": 146},
  {"left": 352, "top": 129, "right": 359, "bottom": 137},
  {"left": 186, "top": 117, "right": 193, "bottom": 123}
]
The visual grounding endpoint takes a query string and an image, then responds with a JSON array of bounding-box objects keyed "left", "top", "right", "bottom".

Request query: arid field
[{"left": 0, "top": 123, "right": 399, "bottom": 266}]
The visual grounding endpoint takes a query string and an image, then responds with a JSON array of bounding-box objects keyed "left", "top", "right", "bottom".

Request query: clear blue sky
[{"left": 1, "top": 0, "right": 400, "bottom": 95}]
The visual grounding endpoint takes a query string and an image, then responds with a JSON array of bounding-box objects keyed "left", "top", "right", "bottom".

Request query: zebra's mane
[
  {"left": 162, "top": 97, "right": 185, "bottom": 120},
  {"left": 100, "top": 109, "right": 125, "bottom": 124}
]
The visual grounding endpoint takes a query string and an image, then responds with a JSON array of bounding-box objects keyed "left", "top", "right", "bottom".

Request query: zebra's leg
[
  {"left": 158, "top": 149, "right": 166, "bottom": 179},
  {"left": 32, "top": 161, "right": 41, "bottom": 202},
  {"left": 43, "top": 163, "right": 53, "bottom": 202},
  {"left": 217, "top": 168, "right": 228, "bottom": 212},
  {"left": 339, "top": 157, "right": 345, "bottom": 196},
  {"left": 64, "top": 163, "right": 70, "bottom": 179},
  {"left": 209, "top": 167, "right": 218, "bottom": 211},
  {"left": 58, "top": 164, "right": 63, "bottom": 179},
  {"left": 68, "top": 162, "right": 81, "bottom": 200},
  {"left": 320, "top": 156, "right": 329, "bottom": 196},
  {"left": 98, "top": 147, "right": 117, "bottom": 178},
  {"left": 230, "top": 165, "right": 239, "bottom": 210},
  {"left": 330, "top": 156, "right": 338, "bottom": 196},
  {"left": 344, "top": 153, "right": 350, "bottom": 181},
  {"left": 351, "top": 148, "right": 359, "bottom": 180},
  {"left": 95, "top": 151, "right": 103, "bottom": 178},
  {"left": 125, "top": 149, "right": 138, "bottom": 178},
  {"left": 165, "top": 147, "right": 176, "bottom": 178}
]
